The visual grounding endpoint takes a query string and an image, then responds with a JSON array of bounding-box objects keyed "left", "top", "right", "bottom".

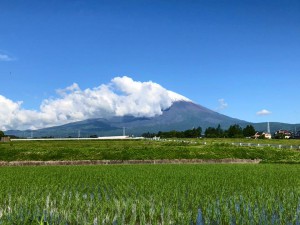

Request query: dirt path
[{"left": 0, "top": 159, "right": 261, "bottom": 166}]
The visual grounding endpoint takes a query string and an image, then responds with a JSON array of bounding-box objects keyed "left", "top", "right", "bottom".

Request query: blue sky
[{"left": 0, "top": 0, "right": 299, "bottom": 129}]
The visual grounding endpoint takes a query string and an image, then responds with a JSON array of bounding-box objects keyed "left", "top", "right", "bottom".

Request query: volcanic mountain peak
[
  {"left": 5, "top": 100, "right": 300, "bottom": 138},
  {"left": 167, "top": 90, "right": 192, "bottom": 103}
]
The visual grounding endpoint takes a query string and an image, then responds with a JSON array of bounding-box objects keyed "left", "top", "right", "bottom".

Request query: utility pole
[{"left": 123, "top": 127, "right": 126, "bottom": 136}]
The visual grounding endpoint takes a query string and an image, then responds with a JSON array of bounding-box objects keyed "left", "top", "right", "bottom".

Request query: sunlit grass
[{"left": 1, "top": 139, "right": 300, "bottom": 163}]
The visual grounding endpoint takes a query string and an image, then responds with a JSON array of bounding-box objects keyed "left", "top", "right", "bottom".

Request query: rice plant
[{"left": 0, "top": 164, "right": 300, "bottom": 224}]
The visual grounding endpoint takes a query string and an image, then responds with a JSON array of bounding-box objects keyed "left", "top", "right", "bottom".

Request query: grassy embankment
[{"left": 1, "top": 138, "right": 300, "bottom": 163}]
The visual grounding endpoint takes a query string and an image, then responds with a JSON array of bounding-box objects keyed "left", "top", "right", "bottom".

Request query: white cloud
[
  {"left": 256, "top": 109, "right": 272, "bottom": 116},
  {"left": 0, "top": 54, "right": 14, "bottom": 61},
  {"left": 0, "top": 76, "right": 191, "bottom": 130},
  {"left": 217, "top": 98, "right": 228, "bottom": 111}
]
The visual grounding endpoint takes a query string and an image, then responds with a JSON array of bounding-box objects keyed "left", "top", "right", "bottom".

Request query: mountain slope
[{"left": 6, "top": 101, "right": 300, "bottom": 137}]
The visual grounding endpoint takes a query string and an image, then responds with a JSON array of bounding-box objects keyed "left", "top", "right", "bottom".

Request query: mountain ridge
[{"left": 5, "top": 101, "right": 300, "bottom": 138}]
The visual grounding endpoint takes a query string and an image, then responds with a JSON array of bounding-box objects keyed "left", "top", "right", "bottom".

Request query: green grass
[
  {"left": 1, "top": 164, "right": 300, "bottom": 224},
  {"left": 1, "top": 139, "right": 300, "bottom": 163}
]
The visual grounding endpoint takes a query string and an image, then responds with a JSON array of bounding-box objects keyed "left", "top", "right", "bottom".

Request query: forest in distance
[
  {"left": 2, "top": 123, "right": 300, "bottom": 140},
  {"left": 142, "top": 124, "right": 300, "bottom": 139}
]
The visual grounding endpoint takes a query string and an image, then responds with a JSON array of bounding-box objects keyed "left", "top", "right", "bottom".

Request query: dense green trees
[
  {"left": 0, "top": 130, "right": 4, "bottom": 138},
  {"left": 227, "top": 124, "right": 243, "bottom": 138},
  {"left": 204, "top": 124, "right": 225, "bottom": 138},
  {"left": 143, "top": 124, "right": 256, "bottom": 139},
  {"left": 142, "top": 127, "right": 202, "bottom": 138},
  {"left": 243, "top": 125, "right": 256, "bottom": 137},
  {"left": 204, "top": 124, "right": 256, "bottom": 138}
]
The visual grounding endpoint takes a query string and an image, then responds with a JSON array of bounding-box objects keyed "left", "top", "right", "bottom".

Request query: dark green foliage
[
  {"left": 0, "top": 130, "right": 4, "bottom": 137},
  {"left": 205, "top": 124, "right": 224, "bottom": 138},
  {"left": 258, "top": 133, "right": 266, "bottom": 139},
  {"left": 143, "top": 127, "right": 202, "bottom": 138},
  {"left": 227, "top": 124, "right": 243, "bottom": 138},
  {"left": 205, "top": 124, "right": 255, "bottom": 138},
  {"left": 243, "top": 125, "right": 256, "bottom": 137},
  {"left": 274, "top": 133, "right": 285, "bottom": 139},
  {"left": 204, "top": 127, "right": 218, "bottom": 138},
  {"left": 141, "top": 132, "right": 157, "bottom": 138}
]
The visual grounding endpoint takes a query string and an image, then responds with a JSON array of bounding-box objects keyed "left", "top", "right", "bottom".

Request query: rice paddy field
[
  {"left": 1, "top": 139, "right": 300, "bottom": 224},
  {"left": 1, "top": 138, "right": 300, "bottom": 163},
  {"left": 0, "top": 164, "right": 300, "bottom": 224}
]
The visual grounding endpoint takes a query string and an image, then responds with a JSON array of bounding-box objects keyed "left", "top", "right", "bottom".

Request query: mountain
[
  {"left": 6, "top": 101, "right": 300, "bottom": 138},
  {"left": 252, "top": 122, "right": 300, "bottom": 134}
]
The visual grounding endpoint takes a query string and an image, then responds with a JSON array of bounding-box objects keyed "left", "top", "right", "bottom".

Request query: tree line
[
  {"left": 142, "top": 124, "right": 256, "bottom": 138},
  {"left": 142, "top": 127, "right": 202, "bottom": 138},
  {"left": 1, "top": 124, "right": 257, "bottom": 139},
  {"left": 204, "top": 124, "right": 256, "bottom": 138}
]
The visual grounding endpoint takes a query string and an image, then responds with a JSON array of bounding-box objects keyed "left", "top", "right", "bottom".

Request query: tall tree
[
  {"left": 243, "top": 125, "right": 256, "bottom": 137},
  {"left": 204, "top": 127, "right": 217, "bottom": 138},
  {"left": 205, "top": 125, "right": 224, "bottom": 138},
  {"left": 216, "top": 124, "right": 224, "bottom": 137},
  {"left": 0, "top": 131, "right": 4, "bottom": 137},
  {"left": 227, "top": 124, "right": 243, "bottom": 138}
]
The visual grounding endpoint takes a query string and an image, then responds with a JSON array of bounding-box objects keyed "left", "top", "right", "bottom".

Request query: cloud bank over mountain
[{"left": 0, "top": 76, "right": 190, "bottom": 130}]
